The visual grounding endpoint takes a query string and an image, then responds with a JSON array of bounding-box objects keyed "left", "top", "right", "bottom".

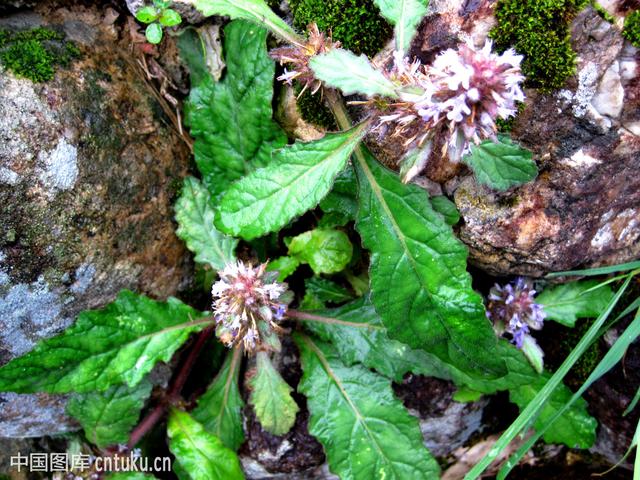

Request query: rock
[
  {"left": 454, "top": 7, "right": 640, "bottom": 276},
  {"left": 394, "top": 376, "right": 487, "bottom": 458},
  {"left": 0, "top": 6, "right": 192, "bottom": 437}
]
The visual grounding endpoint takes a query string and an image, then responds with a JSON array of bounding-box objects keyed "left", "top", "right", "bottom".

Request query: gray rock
[{"left": 0, "top": 8, "right": 192, "bottom": 437}]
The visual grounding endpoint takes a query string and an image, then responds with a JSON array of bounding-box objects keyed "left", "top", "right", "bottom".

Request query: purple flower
[
  {"left": 486, "top": 277, "right": 546, "bottom": 349},
  {"left": 376, "top": 40, "right": 525, "bottom": 181},
  {"left": 212, "top": 261, "right": 291, "bottom": 353}
]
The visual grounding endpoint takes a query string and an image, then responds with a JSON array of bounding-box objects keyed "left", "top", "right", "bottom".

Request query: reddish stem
[{"left": 126, "top": 326, "right": 215, "bottom": 449}]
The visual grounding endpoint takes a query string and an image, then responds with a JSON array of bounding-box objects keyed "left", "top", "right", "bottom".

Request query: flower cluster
[
  {"left": 378, "top": 40, "right": 524, "bottom": 177},
  {"left": 486, "top": 277, "right": 546, "bottom": 348},
  {"left": 211, "top": 261, "right": 292, "bottom": 353},
  {"left": 270, "top": 23, "right": 340, "bottom": 96}
]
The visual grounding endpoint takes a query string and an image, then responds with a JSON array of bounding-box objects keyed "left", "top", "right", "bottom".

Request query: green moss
[
  {"left": 490, "top": 0, "right": 588, "bottom": 90},
  {"left": 295, "top": 85, "right": 337, "bottom": 130},
  {"left": 0, "top": 27, "right": 81, "bottom": 82},
  {"left": 623, "top": 10, "right": 640, "bottom": 48},
  {"left": 288, "top": 0, "right": 393, "bottom": 56},
  {"left": 496, "top": 102, "right": 526, "bottom": 133}
]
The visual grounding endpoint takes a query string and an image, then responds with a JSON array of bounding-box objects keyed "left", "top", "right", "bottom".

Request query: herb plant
[
  {"left": 135, "top": 0, "right": 183, "bottom": 44},
  {"left": 0, "top": 1, "right": 636, "bottom": 479}
]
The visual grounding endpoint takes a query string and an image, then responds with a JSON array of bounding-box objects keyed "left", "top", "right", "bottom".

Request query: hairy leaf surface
[
  {"left": 537, "top": 281, "right": 614, "bottom": 326},
  {"left": 373, "top": 0, "right": 429, "bottom": 52},
  {"left": 216, "top": 124, "right": 368, "bottom": 239},
  {"left": 296, "top": 334, "right": 440, "bottom": 479},
  {"left": 168, "top": 409, "right": 245, "bottom": 480},
  {"left": 310, "top": 49, "right": 398, "bottom": 97},
  {"left": 354, "top": 147, "right": 505, "bottom": 377},
  {"left": 249, "top": 352, "right": 299, "bottom": 436},
  {"left": 188, "top": 0, "right": 298, "bottom": 42},
  {"left": 175, "top": 177, "right": 238, "bottom": 270},
  {"left": 463, "top": 135, "right": 537, "bottom": 191},
  {"left": 0, "top": 291, "right": 207, "bottom": 393},
  {"left": 184, "top": 20, "right": 287, "bottom": 198},
  {"left": 193, "top": 350, "right": 244, "bottom": 451},
  {"left": 67, "top": 379, "right": 152, "bottom": 448}
]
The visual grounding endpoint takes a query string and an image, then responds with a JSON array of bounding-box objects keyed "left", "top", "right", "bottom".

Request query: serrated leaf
[
  {"left": 159, "top": 8, "right": 182, "bottom": 26},
  {"left": 510, "top": 374, "right": 597, "bottom": 448},
  {"left": 0, "top": 291, "right": 208, "bottom": 393},
  {"left": 430, "top": 195, "right": 460, "bottom": 225},
  {"left": 305, "top": 277, "right": 354, "bottom": 304},
  {"left": 319, "top": 166, "right": 357, "bottom": 225},
  {"left": 215, "top": 124, "right": 368, "bottom": 240},
  {"left": 192, "top": 349, "right": 244, "bottom": 451},
  {"left": 67, "top": 378, "right": 152, "bottom": 448},
  {"left": 536, "top": 280, "right": 614, "bottom": 327},
  {"left": 266, "top": 256, "right": 300, "bottom": 281},
  {"left": 310, "top": 49, "right": 398, "bottom": 98},
  {"left": 175, "top": 177, "right": 238, "bottom": 271},
  {"left": 300, "top": 291, "right": 327, "bottom": 311},
  {"left": 298, "top": 299, "right": 579, "bottom": 403},
  {"left": 288, "top": 228, "right": 353, "bottom": 274},
  {"left": 184, "top": 20, "right": 287, "bottom": 198},
  {"left": 146, "top": 23, "right": 163, "bottom": 44},
  {"left": 168, "top": 409, "right": 245, "bottom": 480},
  {"left": 373, "top": 0, "right": 429, "bottom": 53},
  {"left": 296, "top": 334, "right": 440, "bottom": 479},
  {"left": 136, "top": 6, "right": 159, "bottom": 23},
  {"left": 463, "top": 135, "right": 537, "bottom": 191},
  {"left": 188, "top": 0, "right": 298, "bottom": 42},
  {"left": 249, "top": 352, "right": 299, "bottom": 436},
  {"left": 353, "top": 146, "right": 506, "bottom": 378}
]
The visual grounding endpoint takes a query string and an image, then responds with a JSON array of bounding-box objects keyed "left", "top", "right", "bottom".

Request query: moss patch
[
  {"left": 0, "top": 27, "right": 81, "bottom": 82},
  {"left": 623, "top": 10, "right": 640, "bottom": 48},
  {"left": 295, "top": 85, "right": 337, "bottom": 130},
  {"left": 288, "top": 0, "right": 392, "bottom": 56},
  {"left": 490, "top": 0, "right": 589, "bottom": 90}
]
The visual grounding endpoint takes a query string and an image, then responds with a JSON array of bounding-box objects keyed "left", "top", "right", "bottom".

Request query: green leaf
[
  {"left": 267, "top": 256, "right": 300, "bottom": 281},
  {"left": 300, "top": 291, "right": 327, "bottom": 311},
  {"left": 453, "top": 387, "right": 483, "bottom": 403},
  {"left": 288, "top": 228, "right": 353, "bottom": 274},
  {"left": 510, "top": 374, "right": 597, "bottom": 448},
  {"left": 305, "top": 277, "right": 354, "bottom": 304},
  {"left": 0, "top": 291, "right": 208, "bottom": 393},
  {"left": 215, "top": 124, "right": 368, "bottom": 240},
  {"left": 175, "top": 177, "right": 238, "bottom": 271},
  {"left": 296, "top": 334, "right": 440, "bottom": 479},
  {"left": 249, "top": 351, "right": 299, "bottom": 436},
  {"left": 430, "top": 195, "right": 460, "bottom": 226},
  {"left": 145, "top": 23, "right": 163, "bottom": 44},
  {"left": 353, "top": 146, "right": 506, "bottom": 378},
  {"left": 463, "top": 135, "right": 537, "bottom": 191},
  {"left": 309, "top": 49, "right": 398, "bottom": 98},
  {"left": 136, "top": 6, "right": 159, "bottom": 23},
  {"left": 319, "top": 165, "right": 358, "bottom": 225},
  {"left": 159, "top": 8, "right": 182, "bottom": 26},
  {"left": 188, "top": 0, "right": 300, "bottom": 45},
  {"left": 168, "top": 409, "right": 245, "bottom": 480},
  {"left": 536, "top": 280, "right": 614, "bottom": 327},
  {"left": 184, "top": 20, "right": 287, "bottom": 198},
  {"left": 192, "top": 349, "right": 245, "bottom": 451},
  {"left": 373, "top": 0, "right": 429, "bottom": 53},
  {"left": 67, "top": 379, "right": 152, "bottom": 448},
  {"left": 298, "top": 299, "right": 450, "bottom": 381}
]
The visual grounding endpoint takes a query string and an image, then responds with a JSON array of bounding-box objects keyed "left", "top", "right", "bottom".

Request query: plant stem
[
  {"left": 288, "top": 309, "right": 382, "bottom": 329},
  {"left": 127, "top": 326, "right": 215, "bottom": 448}
]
